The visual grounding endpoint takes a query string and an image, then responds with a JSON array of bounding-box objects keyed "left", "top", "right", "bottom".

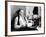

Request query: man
[
  {"left": 14, "top": 9, "right": 26, "bottom": 29},
  {"left": 11, "top": 9, "right": 21, "bottom": 31}
]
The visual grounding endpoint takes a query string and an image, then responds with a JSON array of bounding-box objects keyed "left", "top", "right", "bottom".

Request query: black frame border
[{"left": 5, "top": 1, "right": 45, "bottom": 36}]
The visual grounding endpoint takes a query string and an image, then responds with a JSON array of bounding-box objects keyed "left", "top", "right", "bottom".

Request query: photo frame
[{"left": 5, "top": 1, "right": 45, "bottom": 36}]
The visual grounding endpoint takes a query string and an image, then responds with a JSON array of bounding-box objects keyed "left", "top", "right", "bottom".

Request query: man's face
[
  {"left": 20, "top": 10, "right": 24, "bottom": 17},
  {"left": 33, "top": 15, "right": 38, "bottom": 19}
]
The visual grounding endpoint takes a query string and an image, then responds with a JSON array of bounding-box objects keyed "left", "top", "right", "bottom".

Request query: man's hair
[
  {"left": 15, "top": 9, "right": 21, "bottom": 16},
  {"left": 33, "top": 7, "right": 38, "bottom": 15}
]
